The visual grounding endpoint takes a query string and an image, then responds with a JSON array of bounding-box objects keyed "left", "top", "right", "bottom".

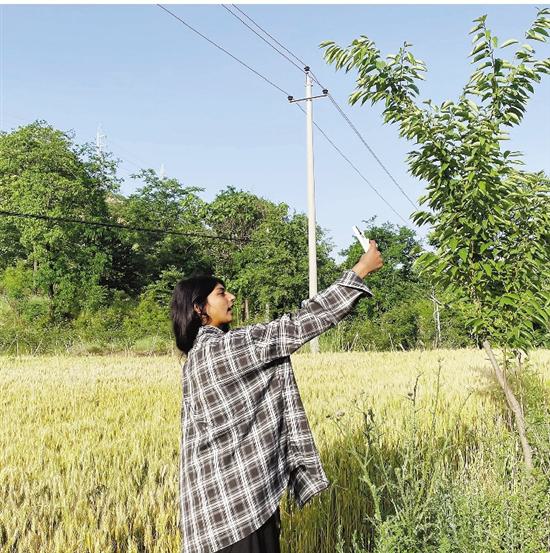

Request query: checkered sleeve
[{"left": 212, "top": 269, "right": 373, "bottom": 370}]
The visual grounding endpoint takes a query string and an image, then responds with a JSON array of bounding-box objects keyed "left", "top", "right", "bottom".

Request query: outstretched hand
[{"left": 352, "top": 240, "right": 384, "bottom": 279}]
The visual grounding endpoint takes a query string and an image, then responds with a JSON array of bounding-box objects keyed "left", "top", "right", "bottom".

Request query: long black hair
[{"left": 170, "top": 274, "right": 228, "bottom": 354}]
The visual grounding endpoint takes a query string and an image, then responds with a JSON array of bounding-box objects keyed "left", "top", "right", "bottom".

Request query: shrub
[{"left": 122, "top": 290, "right": 171, "bottom": 344}]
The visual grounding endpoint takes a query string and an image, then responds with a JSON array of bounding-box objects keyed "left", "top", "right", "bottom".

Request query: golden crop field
[{"left": 1, "top": 349, "right": 549, "bottom": 552}]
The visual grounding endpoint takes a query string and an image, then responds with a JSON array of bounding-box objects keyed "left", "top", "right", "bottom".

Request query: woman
[{"left": 171, "top": 242, "right": 383, "bottom": 553}]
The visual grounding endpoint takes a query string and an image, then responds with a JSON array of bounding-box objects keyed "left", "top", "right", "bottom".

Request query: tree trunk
[
  {"left": 430, "top": 289, "right": 441, "bottom": 348},
  {"left": 33, "top": 246, "right": 38, "bottom": 292},
  {"left": 244, "top": 298, "right": 249, "bottom": 322},
  {"left": 482, "top": 340, "right": 533, "bottom": 470}
]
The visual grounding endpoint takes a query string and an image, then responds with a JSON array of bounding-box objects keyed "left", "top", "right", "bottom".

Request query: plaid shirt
[{"left": 179, "top": 269, "right": 373, "bottom": 552}]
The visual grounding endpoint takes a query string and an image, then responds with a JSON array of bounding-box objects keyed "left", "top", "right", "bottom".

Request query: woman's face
[{"left": 201, "top": 283, "right": 235, "bottom": 328}]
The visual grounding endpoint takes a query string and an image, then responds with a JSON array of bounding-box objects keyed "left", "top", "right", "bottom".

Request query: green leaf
[
  {"left": 480, "top": 243, "right": 490, "bottom": 254},
  {"left": 466, "top": 99, "right": 479, "bottom": 112},
  {"left": 470, "top": 43, "right": 487, "bottom": 57},
  {"left": 470, "top": 318, "right": 483, "bottom": 331},
  {"left": 469, "top": 23, "right": 484, "bottom": 35},
  {"left": 477, "top": 61, "right": 492, "bottom": 70},
  {"left": 499, "top": 296, "right": 516, "bottom": 307},
  {"left": 500, "top": 38, "right": 519, "bottom": 48}
]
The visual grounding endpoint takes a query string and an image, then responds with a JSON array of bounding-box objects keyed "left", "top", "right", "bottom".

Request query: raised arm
[
  {"left": 244, "top": 268, "right": 373, "bottom": 363},
  {"left": 201, "top": 243, "right": 383, "bottom": 374}
]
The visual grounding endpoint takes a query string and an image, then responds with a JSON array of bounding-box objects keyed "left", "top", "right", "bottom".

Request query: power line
[
  {"left": 229, "top": 4, "right": 307, "bottom": 69},
  {"left": 155, "top": 4, "right": 411, "bottom": 226},
  {"left": 293, "top": 104, "right": 409, "bottom": 226},
  {"left": 156, "top": 4, "right": 292, "bottom": 98},
  {"left": 156, "top": 3, "right": 412, "bottom": 224},
  {"left": 304, "top": 68, "right": 419, "bottom": 211},
  {"left": 225, "top": 5, "right": 419, "bottom": 211},
  {"left": 218, "top": 6, "right": 411, "bottom": 225},
  {"left": 0, "top": 209, "right": 251, "bottom": 244},
  {"left": 325, "top": 92, "right": 418, "bottom": 210},
  {"left": 221, "top": 5, "right": 304, "bottom": 73},
  {"left": 108, "top": 137, "right": 153, "bottom": 172}
]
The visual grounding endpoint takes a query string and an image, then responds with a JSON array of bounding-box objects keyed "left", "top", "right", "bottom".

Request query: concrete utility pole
[
  {"left": 305, "top": 70, "right": 319, "bottom": 354},
  {"left": 288, "top": 69, "right": 328, "bottom": 354}
]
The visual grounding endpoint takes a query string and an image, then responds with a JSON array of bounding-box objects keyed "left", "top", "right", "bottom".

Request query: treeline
[{"left": 0, "top": 121, "right": 471, "bottom": 355}]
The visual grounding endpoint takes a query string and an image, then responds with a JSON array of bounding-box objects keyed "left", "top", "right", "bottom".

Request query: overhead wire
[
  {"left": 293, "top": 103, "right": 409, "bottom": 225},
  {"left": 221, "top": 5, "right": 304, "bottom": 73},
  {"left": 0, "top": 135, "right": 250, "bottom": 247},
  {"left": 107, "top": 137, "right": 154, "bottom": 174},
  {"left": 156, "top": 3, "right": 412, "bottom": 225},
  {"left": 4, "top": 7, "right": 413, "bottom": 246},
  {"left": 324, "top": 92, "right": 418, "bottom": 210},
  {"left": 226, "top": 4, "right": 419, "bottom": 212},
  {"left": 0, "top": 209, "right": 251, "bottom": 244},
  {"left": 229, "top": 4, "right": 308, "bottom": 68},
  {"left": 157, "top": 4, "right": 292, "bottom": 98}
]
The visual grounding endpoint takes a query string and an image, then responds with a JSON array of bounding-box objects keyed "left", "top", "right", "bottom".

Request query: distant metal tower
[
  {"left": 159, "top": 163, "right": 166, "bottom": 179},
  {"left": 96, "top": 124, "right": 107, "bottom": 157}
]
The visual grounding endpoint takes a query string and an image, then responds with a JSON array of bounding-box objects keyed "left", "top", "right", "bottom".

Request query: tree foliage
[
  {"left": 0, "top": 120, "right": 480, "bottom": 353},
  {"left": 232, "top": 207, "right": 339, "bottom": 320},
  {"left": 0, "top": 121, "right": 119, "bottom": 321},
  {"left": 322, "top": 8, "right": 550, "bottom": 352},
  {"left": 107, "top": 169, "right": 211, "bottom": 294},
  {"left": 0, "top": 123, "right": 342, "bottom": 350}
]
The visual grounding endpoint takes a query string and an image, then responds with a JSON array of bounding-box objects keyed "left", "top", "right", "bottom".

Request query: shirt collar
[{"left": 198, "top": 324, "right": 225, "bottom": 336}]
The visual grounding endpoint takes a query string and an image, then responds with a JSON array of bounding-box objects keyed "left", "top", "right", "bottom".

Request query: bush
[
  {"left": 334, "top": 368, "right": 550, "bottom": 553},
  {"left": 131, "top": 336, "right": 173, "bottom": 356},
  {"left": 66, "top": 341, "right": 108, "bottom": 355},
  {"left": 0, "top": 262, "right": 34, "bottom": 304},
  {"left": 20, "top": 295, "right": 50, "bottom": 325},
  {"left": 73, "top": 295, "right": 132, "bottom": 347},
  {"left": 0, "top": 308, "right": 74, "bottom": 354},
  {"left": 122, "top": 290, "right": 171, "bottom": 344}
]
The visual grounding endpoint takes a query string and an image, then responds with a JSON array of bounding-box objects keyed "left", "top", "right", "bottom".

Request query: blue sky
[{"left": 2, "top": 4, "right": 549, "bottom": 262}]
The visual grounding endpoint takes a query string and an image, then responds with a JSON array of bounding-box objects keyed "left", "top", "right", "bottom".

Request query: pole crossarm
[{"left": 288, "top": 92, "right": 328, "bottom": 103}]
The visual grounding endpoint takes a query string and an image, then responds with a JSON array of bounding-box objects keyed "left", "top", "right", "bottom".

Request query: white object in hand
[{"left": 352, "top": 225, "right": 371, "bottom": 253}]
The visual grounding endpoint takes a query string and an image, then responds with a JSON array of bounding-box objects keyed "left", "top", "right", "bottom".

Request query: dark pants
[{"left": 216, "top": 507, "right": 281, "bottom": 553}]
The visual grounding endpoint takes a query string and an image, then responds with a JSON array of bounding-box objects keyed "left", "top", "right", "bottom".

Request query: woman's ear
[{"left": 194, "top": 304, "right": 208, "bottom": 321}]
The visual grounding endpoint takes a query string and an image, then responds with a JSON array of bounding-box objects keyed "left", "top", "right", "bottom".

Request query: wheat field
[{"left": 1, "top": 349, "right": 549, "bottom": 552}]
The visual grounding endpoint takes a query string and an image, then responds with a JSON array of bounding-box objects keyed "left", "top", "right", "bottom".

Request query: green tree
[
  {"left": 203, "top": 186, "right": 275, "bottom": 279},
  {"left": 231, "top": 204, "right": 339, "bottom": 322},
  {"left": 0, "top": 121, "right": 119, "bottom": 321},
  {"left": 109, "top": 169, "right": 212, "bottom": 294},
  {"left": 335, "top": 219, "right": 467, "bottom": 351},
  {"left": 322, "top": 8, "right": 550, "bottom": 468}
]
